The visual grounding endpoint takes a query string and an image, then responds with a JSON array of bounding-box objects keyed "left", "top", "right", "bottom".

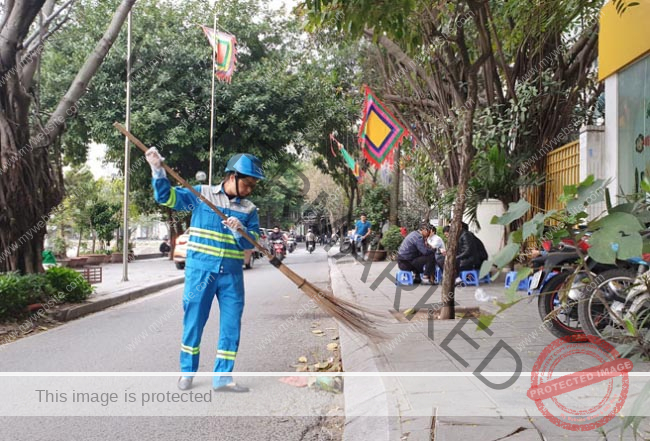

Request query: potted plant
[
  {"left": 366, "top": 232, "right": 387, "bottom": 261},
  {"left": 381, "top": 226, "right": 404, "bottom": 261}
]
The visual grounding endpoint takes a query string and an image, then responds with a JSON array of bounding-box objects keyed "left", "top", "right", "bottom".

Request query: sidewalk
[
  {"left": 51, "top": 258, "right": 184, "bottom": 321},
  {"left": 328, "top": 250, "right": 650, "bottom": 441}
]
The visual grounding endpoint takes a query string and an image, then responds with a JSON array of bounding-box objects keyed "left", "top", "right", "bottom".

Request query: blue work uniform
[{"left": 152, "top": 176, "right": 260, "bottom": 387}]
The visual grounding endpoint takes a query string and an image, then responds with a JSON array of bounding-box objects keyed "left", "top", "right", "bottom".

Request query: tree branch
[{"left": 44, "top": 0, "right": 137, "bottom": 146}]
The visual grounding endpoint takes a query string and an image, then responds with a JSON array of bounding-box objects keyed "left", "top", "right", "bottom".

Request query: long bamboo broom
[{"left": 114, "top": 122, "right": 385, "bottom": 338}]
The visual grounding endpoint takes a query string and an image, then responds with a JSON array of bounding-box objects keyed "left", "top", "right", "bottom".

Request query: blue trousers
[{"left": 180, "top": 269, "right": 245, "bottom": 387}]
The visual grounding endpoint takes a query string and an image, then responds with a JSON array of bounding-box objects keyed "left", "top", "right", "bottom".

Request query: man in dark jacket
[
  {"left": 437, "top": 222, "right": 488, "bottom": 281},
  {"left": 396, "top": 222, "right": 437, "bottom": 284}
]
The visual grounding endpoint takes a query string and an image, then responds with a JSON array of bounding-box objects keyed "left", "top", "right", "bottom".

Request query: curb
[
  {"left": 328, "top": 256, "right": 401, "bottom": 441},
  {"left": 49, "top": 277, "right": 185, "bottom": 322}
]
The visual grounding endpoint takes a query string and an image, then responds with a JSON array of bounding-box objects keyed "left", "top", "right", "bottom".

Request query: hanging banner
[
  {"left": 200, "top": 25, "right": 237, "bottom": 83},
  {"left": 330, "top": 134, "right": 364, "bottom": 181},
  {"left": 358, "top": 86, "right": 409, "bottom": 168}
]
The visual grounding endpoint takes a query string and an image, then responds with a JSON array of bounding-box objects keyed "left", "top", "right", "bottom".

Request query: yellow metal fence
[{"left": 545, "top": 140, "right": 580, "bottom": 213}]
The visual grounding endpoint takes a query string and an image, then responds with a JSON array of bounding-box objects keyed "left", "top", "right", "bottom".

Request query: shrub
[
  {"left": 0, "top": 272, "right": 55, "bottom": 320},
  {"left": 45, "top": 267, "right": 94, "bottom": 303},
  {"left": 381, "top": 226, "right": 404, "bottom": 254}
]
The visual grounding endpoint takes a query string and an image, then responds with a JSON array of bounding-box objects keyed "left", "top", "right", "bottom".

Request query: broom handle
[{"left": 114, "top": 122, "right": 272, "bottom": 258}]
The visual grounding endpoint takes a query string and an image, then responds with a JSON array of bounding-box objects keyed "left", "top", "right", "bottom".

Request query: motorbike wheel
[
  {"left": 578, "top": 268, "right": 637, "bottom": 344},
  {"left": 537, "top": 271, "right": 585, "bottom": 339},
  {"left": 340, "top": 242, "right": 351, "bottom": 254}
]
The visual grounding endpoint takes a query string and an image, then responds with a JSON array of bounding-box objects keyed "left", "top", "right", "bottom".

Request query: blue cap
[{"left": 224, "top": 153, "right": 265, "bottom": 180}]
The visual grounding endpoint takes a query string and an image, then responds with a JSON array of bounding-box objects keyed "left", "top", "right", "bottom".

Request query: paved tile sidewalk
[{"left": 329, "top": 251, "right": 650, "bottom": 441}]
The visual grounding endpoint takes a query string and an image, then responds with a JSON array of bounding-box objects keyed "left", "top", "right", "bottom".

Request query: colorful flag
[
  {"left": 330, "top": 134, "right": 364, "bottom": 180},
  {"left": 200, "top": 25, "right": 237, "bottom": 83},
  {"left": 358, "top": 86, "right": 409, "bottom": 168}
]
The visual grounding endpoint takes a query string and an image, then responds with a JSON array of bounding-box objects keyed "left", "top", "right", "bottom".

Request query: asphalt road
[{"left": 0, "top": 244, "right": 344, "bottom": 440}]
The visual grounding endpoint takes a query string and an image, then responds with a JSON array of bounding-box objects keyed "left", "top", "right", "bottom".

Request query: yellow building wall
[{"left": 599, "top": 0, "right": 650, "bottom": 80}]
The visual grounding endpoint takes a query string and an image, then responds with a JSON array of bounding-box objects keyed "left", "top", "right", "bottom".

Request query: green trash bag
[{"left": 42, "top": 250, "right": 57, "bottom": 265}]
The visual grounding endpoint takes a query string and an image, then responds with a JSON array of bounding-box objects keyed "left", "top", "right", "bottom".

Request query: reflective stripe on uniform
[
  {"left": 189, "top": 227, "right": 236, "bottom": 245},
  {"left": 187, "top": 241, "right": 244, "bottom": 259},
  {"left": 181, "top": 344, "right": 200, "bottom": 355},
  {"left": 162, "top": 187, "right": 177, "bottom": 208},
  {"left": 216, "top": 350, "right": 236, "bottom": 361}
]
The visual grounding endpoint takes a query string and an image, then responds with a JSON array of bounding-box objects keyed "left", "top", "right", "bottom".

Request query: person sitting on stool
[
  {"left": 159, "top": 239, "right": 171, "bottom": 257},
  {"left": 396, "top": 222, "right": 436, "bottom": 284}
]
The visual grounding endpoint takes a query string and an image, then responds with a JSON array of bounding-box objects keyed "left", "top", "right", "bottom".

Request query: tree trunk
[
  {"left": 0, "top": 0, "right": 136, "bottom": 273},
  {"left": 390, "top": 145, "right": 400, "bottom": 226},
  {"left": 439, "top": 73, "right": 478, "bottom": 320},
  {"left": 76, "top": 229, "right": 83, "bottom": 257}
]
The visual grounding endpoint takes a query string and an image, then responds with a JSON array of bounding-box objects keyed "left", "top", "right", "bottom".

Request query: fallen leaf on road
[
  {"left": 298, "top": 356, "right": 308, "bottom": 363},
  {"left": 404, "top": 308, "right": 415, "bottom": 316},
  {"left": 311, "top": 329, "right": 324, "bottom": 335},
  {"left": 331, "top": 336, "right": 339, "bottom": 341},
  {"left": 325, "top": 327, "right": 336, "bottom": 330},
  {"left": 326, "top": 343, "right": 339, "bottom": 351},
  {"left": 318, "top": 361, "right": 331, "bottom": 369},
  {"left": 38, "top": 326, "right": 48, "bottom": 331},
  {"left": 278, "top": 376, "right": 308, "bottom": 388}
]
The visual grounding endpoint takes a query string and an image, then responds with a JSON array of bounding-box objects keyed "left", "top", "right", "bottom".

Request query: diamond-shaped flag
[{"left": 358, "top": 86, "right": 409, "bottom": 168}]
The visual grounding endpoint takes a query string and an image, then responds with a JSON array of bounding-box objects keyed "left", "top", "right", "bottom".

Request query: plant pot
[
  {"left": 367, "top": 250, "right": 387, "bottom": 261},
  {"left": 57, "top": 258, "right": 71, "bottom": 268},
  {"left": 76, "top": 257, "right": 88, "bottom": 267},
  {"left": 111, "top": 253, "right": 123, "bottom": 263},
  {"left": 84, "top": 254, "right": 105, "bottom": 265}
]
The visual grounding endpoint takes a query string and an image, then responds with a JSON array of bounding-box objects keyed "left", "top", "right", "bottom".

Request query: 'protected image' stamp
[{"left": 527, "top": 335, "right": 632, "bottom": 431}]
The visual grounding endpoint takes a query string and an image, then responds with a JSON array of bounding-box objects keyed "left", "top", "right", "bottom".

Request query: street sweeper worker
[{"left": 146, "top": 148, "right": 264, "bottom": 393}]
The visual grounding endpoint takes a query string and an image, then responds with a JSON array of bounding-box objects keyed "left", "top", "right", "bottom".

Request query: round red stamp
[{"left": 527, "top": 335, "right": 632, "bottom": 431}]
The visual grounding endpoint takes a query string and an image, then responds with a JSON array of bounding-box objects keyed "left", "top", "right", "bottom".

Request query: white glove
[
  {"left": 222, "top": 216, "right": 244, "bottom": 238},
  {"left": 146, "top": 147, "right": 165, "bottom": 177}
]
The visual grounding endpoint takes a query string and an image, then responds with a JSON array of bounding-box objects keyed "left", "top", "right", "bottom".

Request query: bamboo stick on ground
[{"left": 114, "top": 122, "right": 385, "bottom": 338}]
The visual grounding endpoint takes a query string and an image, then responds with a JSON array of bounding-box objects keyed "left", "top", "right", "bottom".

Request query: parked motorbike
[
  {"left": 530, "top": 236, "right": 645, "bottom": 340},
  {"left": 272, "top": 240, "right": 286, "bottom": 261},
  {"left": 577, "top": 260, "right": 650, "bottom": 345},
  {"left": 340, "top": 232, "right": 353, "bottom": 254}
]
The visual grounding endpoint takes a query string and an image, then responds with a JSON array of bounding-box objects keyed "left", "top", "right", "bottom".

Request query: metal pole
[
  {"left": 121, "top": 11, "right": 132, "bottom": 282},
  {"left": 208, "top": 12, "right": 217, "bottom": 187}
]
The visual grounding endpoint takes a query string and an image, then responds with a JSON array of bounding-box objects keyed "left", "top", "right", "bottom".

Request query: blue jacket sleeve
[
  {"left": 236, "top": 208, "right": 260, "bottom": 250},
  {"left": 152, "top": 176, "right": 201, "bottom": 211}
]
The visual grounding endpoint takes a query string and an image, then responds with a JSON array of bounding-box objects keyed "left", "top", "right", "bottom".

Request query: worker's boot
[{"left": 177, "top": 376, "right": 193, "bottom": 391}]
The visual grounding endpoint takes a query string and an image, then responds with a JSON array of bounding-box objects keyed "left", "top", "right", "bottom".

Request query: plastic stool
[
  {"left": 460, "top": 270, "right": 480, "bottom": 287},
  {"left": 504, "top": 271, "right": 518, "bottom": 288},
  {"left": 518, "top": 277, "right": 530, "bottom": 291},
  {"left": 395, "top": 270, "right": 414, "bottom": 286}
]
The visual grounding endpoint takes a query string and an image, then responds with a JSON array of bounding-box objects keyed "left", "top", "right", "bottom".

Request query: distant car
[
  {"left": 174, "top": 229, "right": 256, "bottom": 270},
  {"left": 173, "top": 231, "right": 189, "bottom": 270}
]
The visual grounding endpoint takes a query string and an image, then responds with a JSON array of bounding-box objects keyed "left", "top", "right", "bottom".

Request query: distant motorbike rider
[
  {"left": 268, "top": 226, "right": 286, "bottom": 254},
  {"left": 306, "top": 229, "right": 316, "bottom": 249}
]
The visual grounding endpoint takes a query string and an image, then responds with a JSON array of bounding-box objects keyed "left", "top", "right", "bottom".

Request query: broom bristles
[{"left": 301, "top": 279, "right": 387, "bottom": 339}]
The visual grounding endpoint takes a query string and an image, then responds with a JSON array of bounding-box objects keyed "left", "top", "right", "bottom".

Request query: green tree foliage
[{"left": 41, "top": 0, "right": 314, "bottom": 229}]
